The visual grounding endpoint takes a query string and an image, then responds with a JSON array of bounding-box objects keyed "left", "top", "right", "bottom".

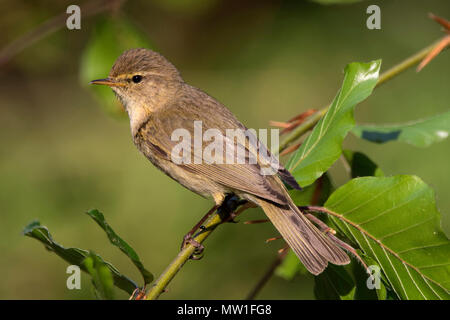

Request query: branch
[
  {"left": 246, "top": 249, "right": 288, "bottom": 300},
  {"left": 0, "top": 0, "right": 125, "bottom": 66},
  {"left": 144, "top": 37, "right": 446, "bottom": 300},
  {"left": 145, "top": 212, "right": 223, "bottom": 300}
]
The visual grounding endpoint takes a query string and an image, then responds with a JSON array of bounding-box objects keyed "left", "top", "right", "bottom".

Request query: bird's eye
[{"left": 132, "top": 75, "right": 143, "bottom": 83}]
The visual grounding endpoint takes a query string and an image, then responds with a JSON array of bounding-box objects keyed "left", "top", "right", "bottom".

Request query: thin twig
[
  {"left": 145, "top": 202, "right": 253, "bottom": 299},
  {"left": 265, "top": 236, "right": 282, "bottom": 243},
  {"left": 145, "top": 211, "right": 224, "bottom": 300},
  {"left": 0, "top": 0, "right": 124, "bottom": 66},
  {"left": 244, "top": 219, "right": 269, "bottom": 225},
  {"left": 246, "top": 249, "right": 288, "bottom": 300},
  {"left": 416, "top": 36, "right": 450, "bottom": 71}
]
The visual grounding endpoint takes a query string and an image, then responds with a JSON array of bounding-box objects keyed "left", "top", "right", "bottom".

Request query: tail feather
[{"left": 258, "top": 199, "right": 350, "bottom": 275}]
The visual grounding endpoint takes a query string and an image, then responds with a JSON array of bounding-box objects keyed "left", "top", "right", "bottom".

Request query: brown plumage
[{"left": 91, "top": 48, "right": 350, "bottom": 275}]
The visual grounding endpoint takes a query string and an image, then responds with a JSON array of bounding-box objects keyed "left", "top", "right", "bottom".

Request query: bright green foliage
[
  {"left": 325, "top": 176, "right": 450, "bottom": 300},
  {"left": 87, "top": 209, "right": 153, "bottom": 285},
  {"left": 343, "top": 150, "right": 384, "bottom": 178},
  {"left": 286, "top": 60, "right": 381, "bottom": 187},
  {"left": 84, "top": 252, "right": 115, "bottom": 300},
  {"left": 352, "top": 111, "right": 450, "bottom": 147},
  {"left": 23, "top": 221, "right": 138, "bottom": 295}
]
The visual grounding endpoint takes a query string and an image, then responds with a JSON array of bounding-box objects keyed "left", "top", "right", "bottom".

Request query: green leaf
[
  {"left": 314, "top": 264, "right": 355, "bottom": 300},
  {"left": 324, "top": 175, "right": 450, "bottom": 300},
  {"left": 289, "top": 174, "right": 333, "bottom": 207},
  {"left": 351, "top": 251, "right": 390, "bottom": 300},
  {"left": 80, "top": 16, "right": 154, "bottom": 116},
  {"left": 314, "top": 254, "right": 390, "bottom": 300},
  {"left": 84, "top": 252, "right": 115, "bottom": 300},
  {"left": 86, "top": 209, "right": 153, "bottom": 285},
  {"left": 275, "top": 250, "right": 308, "bottom": 280},
  {"left": 23, "top": 221, "right": 138, "bottom": 294},
  {"left": 286, "top": 60, "right": 381, "bottom": 187},
  {"left": 343, "top": 150, "right": 384, "bottom": 178},
  {"left": 300, "top": 152, "right": 388, "bottom": 300},
  {"left": 352, "top": 111, "right": 450, "bottom": 147}
]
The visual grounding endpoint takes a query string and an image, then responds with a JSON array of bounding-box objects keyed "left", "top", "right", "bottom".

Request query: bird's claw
[{"left": 181, "top": 234, "right": 205, "bottom": 260}]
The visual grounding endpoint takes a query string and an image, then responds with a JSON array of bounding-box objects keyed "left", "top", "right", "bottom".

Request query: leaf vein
[
  {"left": 379, "top": 217, "right": 434, "bottom": 241},
  {"left": 403, "top": 263, "right": 427, "bottom": 300},
  {"left": 382, "top": 246, "right": 409, "bottom": 299}
]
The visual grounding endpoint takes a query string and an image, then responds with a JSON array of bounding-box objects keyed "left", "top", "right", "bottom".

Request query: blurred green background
[{"left": 0, "top": 0, "right": 449, "bottom": 299}]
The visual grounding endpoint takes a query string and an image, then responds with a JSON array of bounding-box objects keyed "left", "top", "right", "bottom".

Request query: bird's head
[{"left": 91, "top": 48, "right": 183, "bottom": 132}]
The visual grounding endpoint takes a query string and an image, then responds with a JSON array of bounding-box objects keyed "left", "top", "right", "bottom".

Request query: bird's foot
[
  {"left": 218, "top": 194, "right": 247, "bottom": 223},
  {"left": 179, "top": 204, "right": 218, "bottom": 260},
  {"left": 181, "top": 233, "right": 205, "bottom": 260}
]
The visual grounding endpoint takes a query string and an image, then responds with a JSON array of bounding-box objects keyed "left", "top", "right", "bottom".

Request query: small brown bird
[{"left": 91, "top": 48, "right": 350, "bottom": 275}]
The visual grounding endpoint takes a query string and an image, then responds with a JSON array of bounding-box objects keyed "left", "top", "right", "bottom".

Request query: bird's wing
[{"left": 140, "top": 87, "right": 290, "bottom": 205}]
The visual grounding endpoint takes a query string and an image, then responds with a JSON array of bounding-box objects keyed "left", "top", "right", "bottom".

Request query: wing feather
[{"left": 139, "top": 87, "right": 289, "bottom": 204}]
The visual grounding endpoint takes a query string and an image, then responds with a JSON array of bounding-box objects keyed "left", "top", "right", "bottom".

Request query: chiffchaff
[{"left": 91, "top": 48, "right": 349, "bottom": 275}]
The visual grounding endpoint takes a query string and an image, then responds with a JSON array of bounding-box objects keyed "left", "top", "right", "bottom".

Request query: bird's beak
[{"left": 90, "top": 78, "right": 126, "bottom": 87}]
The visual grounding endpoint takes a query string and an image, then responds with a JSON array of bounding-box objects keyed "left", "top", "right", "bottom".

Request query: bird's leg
[
  {"left": 181, "top": 195, "right": 251, "bottom": 260},
  {"left": 181, "top": 204, "right": 218, "bottom": 259}
]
